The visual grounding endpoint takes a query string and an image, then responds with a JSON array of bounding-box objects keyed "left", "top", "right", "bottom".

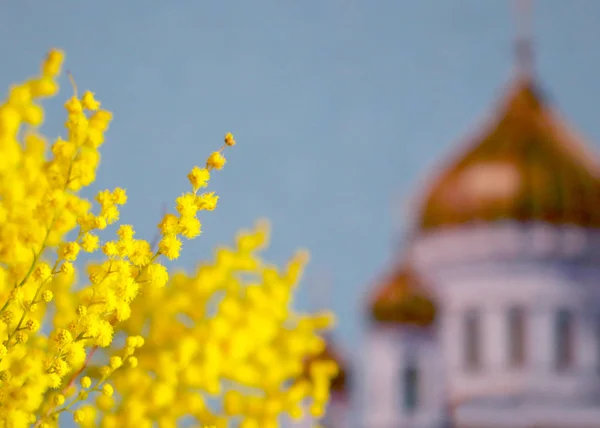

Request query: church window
[
  {"left": 464, "top": 309, "right": 482, "bottom": 371},
  {"left": 402, "top": 362, "right": 419, "bottom": 412},
  {"left": 507, "top": 305, "right": 526, "bottom": 367},
  {"left": 554, "top": 308, "right": 575, "bottom": 371}
]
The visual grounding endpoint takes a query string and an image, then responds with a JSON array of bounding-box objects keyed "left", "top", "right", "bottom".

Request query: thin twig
[{"left": 67, "top": 345, "right": 98, "bottom": 389}]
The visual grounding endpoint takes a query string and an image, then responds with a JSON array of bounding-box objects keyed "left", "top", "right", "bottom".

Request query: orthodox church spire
[{"left": 513, "top": 0, "right": 535, "bottom": 77}]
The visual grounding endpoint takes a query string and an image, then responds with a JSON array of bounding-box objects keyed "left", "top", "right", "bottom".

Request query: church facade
[
  {"left": 362, "top": 62, "right": 600, "bottom": 428},
  {"left": 292, "top": 18, "right": 600, "bottom": 428}
]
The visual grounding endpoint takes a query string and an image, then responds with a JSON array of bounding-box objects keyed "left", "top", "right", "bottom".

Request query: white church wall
[
  {"left": 410, "top": 223, "right": 600, "bottom": 427},
  {"left": 362, "top": 327, "right": 398, "bottom": 426},
  {"left": 362, "top": 325, "right": 448, "bottom": 428}
]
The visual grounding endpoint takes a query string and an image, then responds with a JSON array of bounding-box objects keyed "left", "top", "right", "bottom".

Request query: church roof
[
  {"left": 416, "top": 74, "right": 600, "bottom": 232},
  {"left": 369, "top": 264, "right": 436, "bottom": 326}
]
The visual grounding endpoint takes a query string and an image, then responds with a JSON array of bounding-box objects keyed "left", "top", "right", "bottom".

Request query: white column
[
  {"left": 364, "top": 328, "right": 399, "bottom": 425},
  {"left": 485, "top": 305, "right": 506, "bottom": 376},
  {"left": 442, "top": 309, "right": 461, "bottom": 381}
]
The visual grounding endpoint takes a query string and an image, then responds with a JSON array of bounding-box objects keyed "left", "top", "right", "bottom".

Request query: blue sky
[{"left": 1, "top": 0, "right": 600, "bottom": 352}]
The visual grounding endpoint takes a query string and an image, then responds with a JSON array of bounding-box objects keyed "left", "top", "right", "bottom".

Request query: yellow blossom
[
  {"left": 25, "top": 319, "right": 40, "bottom": 332},
  {"left": 102, "top": 384, "right": 114, "bottom": 397},
  {"left": 58, "top": 242, "right": 80, "bottom": 261},
  {"left": 42, "top": 49, "right": 64, "bottom": 78},
  {"left": 41, "top": 290, "right": 53, "bottom": 302},
  {"left": 112, "top": 188, "right": 127, "bottom": 205},
  {"left": 60, "top": 261, "right": 74, "bottom": 275},
  {"left": 179, "top": 216, "right": 201, "bottom": 239},
  {"left": 33, "top": 262, "right": 52, "bottom": 282},
  {"left": 117, "top": 225, "right": 134, "bottom": 241},
  {"left": 206, "top": 151, "right": 226, "bottom": 170},
  {"left": 127, "top": 356, "right": 138, "bottom": 368},
  {"left": 109, "top": 356, "right": 122, "bottom": 370},
  {"left": 65, "top": 342, "right": 86, "bottom": 367},
  {"left": 81, "top": 376, "right": 92, "bottom": 389},
  {"left": 196, "top": 192, "right": 219, "bottom": 211},
  {"left": 187, "top": 166, "right": 210, "bottom": 192},
  {"left": 158, "top": 234, "right": 182, "bottom": 260},
  {"left": 102, "top": 205, "right": 120, "bottom": 224},
  {"left": 175, "top": 193, "right": 198, "bottom": 218},
  {"left": 157, "top": 213, "right": 180, "bottom": 235},
  {"left": 81, "top": 91, "right": 100, "bottom": 111},
  {"left": 53, "top": 394, "right": 65, "bottom": 406},
  {"left": 93, "top": 216, "right": 107, "bottom": 230},
  {"left": 15, "top": 331, "right": 28, "bottom": 343},
  {"left": 76, "top": 305, "right": 86, "bottom": 317},
  {"left": 1, "top": 311, "right": 14, "bottom": 325},
  {"left": 129, "top": 240, "right": 152, "bottom": 266},
  {"left": 64, "top": 96, "right": 83, "bottom": 114},
  {"left": 88, "top": 109, "right": 112, "bottom": 132},
  {"left": 81, "top": 233, "right": 99, "bottom": 252},
  {"left": 73, "top": 409, "right": 85, "bottom": 423},
  {"left": 55, "top": 329, "right": 73, "bottom": 347},
  {"left": 102, "top": 241, "right": 118, "bottom": 257},
  {"left": 142, "top": 263, "right": 168, "bottom": 289},
  {"left": 224, "top": 132, "right": 236, "bottom": 146},
  {"left": 0, "top": 50, "right": 334, "bottom": 428},
  {"left": 95, "top": 321, "right": 114, "bottom": 347}
]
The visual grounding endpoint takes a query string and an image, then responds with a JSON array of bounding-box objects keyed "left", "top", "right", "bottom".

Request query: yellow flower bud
[
  {"left": 53, "top": 394, "right": 65, "bottom": 406},
  {"left": 41, "top": 290, "right": 53, "bottom": 302},
  {"left": 206, "top": 151, "right": 226, "bottom": 170},
  {"left": 81, "top": 91, "right": 100, "bottom": 111},
  {"left": 102, "top": 383, "right": 114, "bottom": 397},
  {"left": 42, "top": 49, "right": 64, "bottom": 77},
  {"left": 33, "top": 262, "right": 52, "bottom": 282},
  {"left": 15, "top": 331, "right": 28, "bottom": 343},
  {"left": 25, "top": 319, "right": 40, "bottom": 332},
  {"left": 58, "top": 242, "right": 80, "bottom": 261},
  {"left": 73, "top": 409, "right": 85, "bottom": 423},
  {"left": 187, "top": 166, "right": 210, "bottom": 192},
  {"left": 81, "top": 233, "right": 99, "bottom": 252},
  {"left": 127, "top": 356, "right": 138, "bottom": 368},
  {"left": 224, "top": 132, "right": 236, "bottom": 146},
  {"left": 60, "top": 261, "right": 74, "bottom": 275},
  {"left": 109, "top": 356, "right": 122, "bottom": 370},
  {"left": 80, "top": 376, "right": 92, "bottom": 389}
]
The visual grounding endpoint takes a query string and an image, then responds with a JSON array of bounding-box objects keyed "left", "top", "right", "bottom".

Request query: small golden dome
[
  {"left": 303, "top": 337, "right": 348, "bottom": 394},
  {"left": 369, "top": 265, "right": 436, "bottom": 326},
  {"left": 418, "top": 76, "right": 600, "bottom": 231}
]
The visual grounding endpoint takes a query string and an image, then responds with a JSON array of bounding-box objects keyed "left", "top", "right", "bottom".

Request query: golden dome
[
  {"left": 303, "top": 337, "right": 348, "bottom": 394},
  {"left": 369, "top": 264, "right": 436, "bottom": 326},
  {"left": 417, "top": 75, "right": 600, "bottom": 231}
]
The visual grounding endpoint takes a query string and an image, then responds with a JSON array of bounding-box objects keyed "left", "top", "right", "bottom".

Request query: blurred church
[{"left": 296, "top": 3, "right": 600, "bottom": 428}]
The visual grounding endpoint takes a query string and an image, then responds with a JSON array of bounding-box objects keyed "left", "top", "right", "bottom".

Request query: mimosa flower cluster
[{"left": 0, "top": 50, "right": 338, "bottom": 428}]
